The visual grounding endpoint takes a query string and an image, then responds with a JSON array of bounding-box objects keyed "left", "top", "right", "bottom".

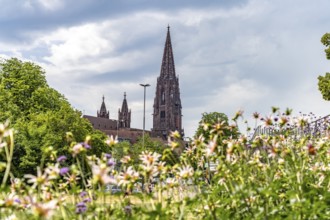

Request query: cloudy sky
[{"left": 1, "top": 0, "right": 330, "bottom": 137}]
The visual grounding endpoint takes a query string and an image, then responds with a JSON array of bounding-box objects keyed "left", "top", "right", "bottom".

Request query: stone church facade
[
  {"left": 83, "top": 93, "right": 141, "bottom": 143},
  {"left": 83, "top": 26, "right": 183, "bottom": 142},
  {"left": 118, "top": 92, "right": 131, "bottom": 129},
  {"left": 152, "top": 26, "right": 184, "bottom": 139}
]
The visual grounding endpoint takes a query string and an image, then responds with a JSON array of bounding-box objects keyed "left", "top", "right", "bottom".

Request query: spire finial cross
[{"left": 124, "top": 92, "right": 126, "bottom": 99}]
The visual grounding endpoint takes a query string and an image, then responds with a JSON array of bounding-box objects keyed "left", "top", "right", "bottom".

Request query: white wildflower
[{"left": 177, "top": 165, "right": 194, "bottom": 179}]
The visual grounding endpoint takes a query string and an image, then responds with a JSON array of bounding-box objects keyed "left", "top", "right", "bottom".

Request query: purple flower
[
  {"left": 76, "top": 202, "right": 87, "bottom": 214},
  {"left": 105, "top": 153, "right": 112, "bottom": 159},
  {"left": 124, "top": 205, "right": 132, "bottom": 215},
  {"left": 60, "top": 167, "right": 70, "bottom": 176},
  {"left": 14, "top": 198, "right": 21, "bottom": 204},
  {"left": 83, "top": 198, "right": 91, "bottom": 203},
  {"left": 80, "top": 191, "right": 88, "bottom": 198},
  {"left": 82, "top": 142, "right": 91, "bottom": 149},
  {"left": 107, "top": 159, "right": 116, "bottom": 167},
  {"left": 57, "top": 155, "right": 67, "bottom": 163}
]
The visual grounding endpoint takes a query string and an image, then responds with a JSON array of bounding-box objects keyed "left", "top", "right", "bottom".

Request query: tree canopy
[
  {"left": 318, "top": 33, "right": 330, "bottom": 100},
  {"left": 112, "top": 134, "right": 179, "bottom": 168},
  {"left": 0, "top": 58, "right": 108, "bottom": 176},
  {"left": 195, "top": 112, "right": 239, "bottom": 145}
]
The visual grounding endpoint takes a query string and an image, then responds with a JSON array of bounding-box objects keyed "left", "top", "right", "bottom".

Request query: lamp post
[
  {"left": 117, "top": 119, "right": 124, "bottom": 139},
  {"left": 117, "top": 120, "right": 120, "bottom": 137},
  {"left": 140, "top": 84, "right": 150, "bottom": 149}
]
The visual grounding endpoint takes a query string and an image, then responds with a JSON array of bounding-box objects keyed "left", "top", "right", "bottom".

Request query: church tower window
[
  {"left": 160, "top": 111, "right": 165, "bottom": 118},
  {"left": 161, "top": 90, "right": 165, "bottom": 105}
]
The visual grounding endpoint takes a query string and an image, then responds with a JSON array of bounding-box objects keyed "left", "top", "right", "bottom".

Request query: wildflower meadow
[{"left": 0, "top": 108, "right": 329, "bottom": 219}]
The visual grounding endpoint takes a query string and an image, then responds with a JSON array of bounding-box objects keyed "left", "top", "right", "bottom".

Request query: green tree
[
  {"left": 131, "top": 134, "right": 179, "bottom": 166},
  {"left": 131, "top": 134, "right": 163, "bottom": 163},
  {"left": 0, "top": 58, "right": 107, "bottom": 177},
  {"left": 318, "top": 33, "right": 330, "bottom": 100},
  {"left": 195, "top": 112, "right": 239, "bottom": 144}
]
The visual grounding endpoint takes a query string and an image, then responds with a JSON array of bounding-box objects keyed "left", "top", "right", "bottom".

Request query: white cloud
[
  {"left": 2, "top": 0, "right": 330, "bottom": 138},
  {"left": 37, "top": 0, "right": 63, "bottom": 10},
  {"left": 42, "top": 23, "right": 113, "bottom": 66}
]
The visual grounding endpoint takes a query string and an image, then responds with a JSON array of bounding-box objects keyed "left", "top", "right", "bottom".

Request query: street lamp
[
  {"left": 140, "top": 83, "right": 150, "bottom": 149},
  {"left": 117, "top": 119, "right": 123, "bottom": 137}
]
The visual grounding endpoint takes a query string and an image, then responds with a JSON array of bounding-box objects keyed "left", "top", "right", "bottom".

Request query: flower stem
[
  {"left": 76, "top": 157, "right": 87, "bottom": 189},
  {"left": 2, "top": 130, "right": 14, "bottom": 188}
]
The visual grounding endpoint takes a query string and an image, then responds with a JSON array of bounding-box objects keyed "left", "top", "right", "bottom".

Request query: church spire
[
  {"left": 121, "top": 92, "right": 128, "bottom": 113},
  {"left": 118, "top": 92, "right": 131, "bottom": 128},
  {"left": 97, "top": 95, "right": 109, "bottom": 119},
  {"left": 152, "top": 26, "right": 183, "bottom": 139},
  {"left": 160, "top": 25, "right": 176, "bottom": 79}
]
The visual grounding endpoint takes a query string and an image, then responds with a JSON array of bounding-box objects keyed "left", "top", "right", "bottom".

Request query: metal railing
[{"left": 250, "top": 114, "right": 330, "bottom": 141}]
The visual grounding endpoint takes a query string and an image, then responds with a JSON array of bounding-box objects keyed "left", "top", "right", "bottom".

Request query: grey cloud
[
  {"left": 2, "top": 0, "right": 330, "bottom": 137},
  {"left": 0, "top": 0, "right": 247, "bottom": 43}
]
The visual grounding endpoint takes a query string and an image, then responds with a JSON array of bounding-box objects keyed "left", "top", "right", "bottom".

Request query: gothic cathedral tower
[
  {"left": 118, "top": 92, "right": 131, "bottom": 128},
  {"left": 97, "top": 95, "right": 109, "bottom": 118},
  {"left": 152, "top": 26, "right": 184, "bottom": 139}
]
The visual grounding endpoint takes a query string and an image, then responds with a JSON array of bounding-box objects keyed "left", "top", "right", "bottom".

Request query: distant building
[
  {"left": 152, "top": 26, "right": 184, "bottom": 139},
  {"left": 97, "top": 95, "right": 110, "bottom": 119},
  {"left": 84, "top": 95, "right": 117, "bottom": 130},
  {"left": 83, "top": 94, "right": 148, "bottom": 143},
  {"left": 84, "top": 26, "right": 184, "bottom": 142},
  {"left": 118, "top": 92, "right": 131, "bottom": 129}
]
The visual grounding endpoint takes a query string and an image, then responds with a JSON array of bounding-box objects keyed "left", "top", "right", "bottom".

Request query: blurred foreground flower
[
  {"left": 177, "top": 165, "right": 194, "bottom": 179},
  {"left": 296, "top": 116, "right": 309, "bottom": 128},
  {"left": 263, "top": 117, "right": 273, "bottom": 127},
  {"left": 92, "top": 164, "right": 116, "bottom": 185},
  {"left": 165, "top": 177, "right": 178, "bottom": 188},
  {"left": 45, "top": 164, "right": 60, "bottom": 180},
  {"left": 32, "top": 199, "right": 58, "bottom": 219},
  {"left": 205, "top": 138, "right": 217, "bottom": 157},
  {"left": 168, "top": 137, "right": 180, "bottom": 150},
  {"left": 24, "top": 167, "right": 49, "bottom": 188},
  {"left": 72, "top": 143, "right": 85, "bottom": 157},
  {"left": 253, "top": 112, "right": 260, "bottom": 119},
  {"left": 232, "top": 109, "right": 244, "bottom": 121},
  {"left": 56, "top": 155, "right": 67, "bottom": 163},
  {"left": 170, "top": 130, "right": 181, "bottom": 139},
  {"left": 121, "top": 156, "right": 131, "bottom": 164},
  {"left": 140, "top": 151, "right": 161, "bottom": 166},
  {"left": 118, "top": 166, "right": 139, "bottom": 187},
  {"left": 59, "top": 167, "right": 70, "bottom": 176},
  {"left": 105, "top": 135, "right": 118, "bottom": 147},
  {"left": 76, "top": 202, "right": 87, "bottom": 214}
]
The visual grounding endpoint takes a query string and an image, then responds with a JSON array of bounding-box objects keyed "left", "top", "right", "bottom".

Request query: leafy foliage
[
  {"left": 321, "top": 33, "right": 330, "bottom": 59},
  {"left": 318, "top": 72, "right": 330, "bottom": 101},
  {"left": 0, "top": 58, "right": 108, "bottom": 177},
  {"left": 318, "top": 33, "right": 330, "bottom": 100},
  {"left": 111, "top": 134, "right": 179, "bottom": 168},
  {"left": 195, "top": 112, "right": 239, "bottom": 144}
]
